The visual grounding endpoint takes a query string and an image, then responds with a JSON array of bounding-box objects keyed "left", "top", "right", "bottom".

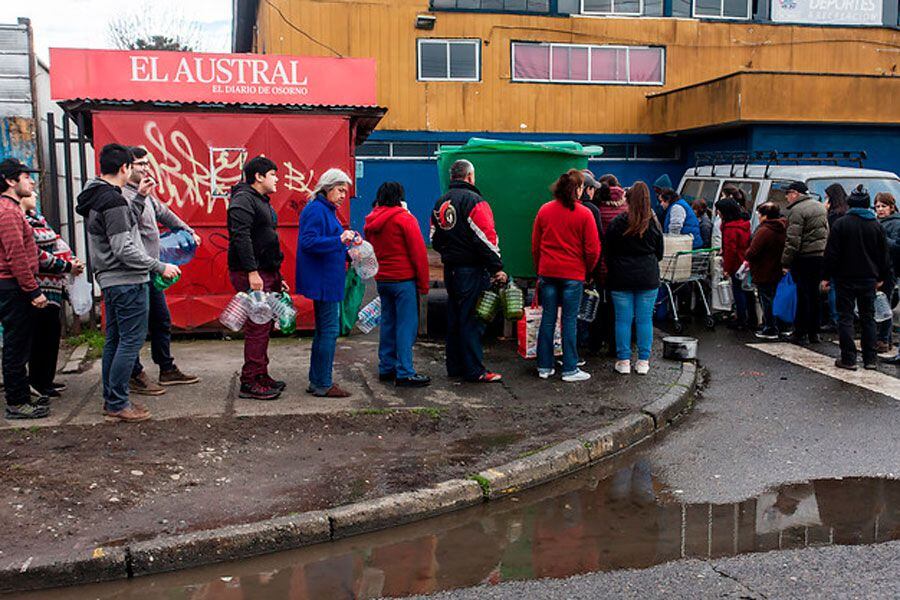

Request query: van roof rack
[{"left": 693, "top": 150, "right": 867, "bottom": 178}]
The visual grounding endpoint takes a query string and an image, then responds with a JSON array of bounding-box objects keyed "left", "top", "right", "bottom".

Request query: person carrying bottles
[
  {"left": 430, "top": 159, "right": 508, "bottom": 383},
  {"left": 123, "top": 146, "right": 200, "bottom": 396},
  {"left": 296, "top": 168, "right": 358, "bottom": 398},
  {"left": 531, "top": 169, "right": 600, "bottom": 382},
  {"left": 227, "top": 156, "right": 290, "bottom": 401},
  {"left": 364, "top": 182, "right": 431, "bottom": 388}
]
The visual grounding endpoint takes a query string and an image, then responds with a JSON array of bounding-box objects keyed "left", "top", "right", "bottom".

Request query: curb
[{"left": 0, "top": 359, "right": 700, "bottom": 594}]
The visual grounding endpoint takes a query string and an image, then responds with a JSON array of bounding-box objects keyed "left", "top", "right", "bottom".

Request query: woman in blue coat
[{"left": 296, "top": 168, "right": 357, "bottom": 397}]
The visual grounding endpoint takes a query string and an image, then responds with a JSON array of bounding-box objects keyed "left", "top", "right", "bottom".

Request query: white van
[{"left": 676, "top": 153, "right": 900, "bottom": 228}]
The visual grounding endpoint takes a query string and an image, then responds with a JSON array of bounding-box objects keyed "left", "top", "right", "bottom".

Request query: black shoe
[
  {"left": 5, "top": 403, "right": 49, "bottom": 419},
  {"left": 49, "top": 382, "right": 67, "bottom": 392},
  {"left": 238, "top": 382, "right": 281, "bottom": 400},
  {"left": 30, "top": 395, "right": 51, "bottom": 407},
  {"left": 834, "top": 359, "right": 858, "bottom": 371},
  {"left": 395, "top": 374, "right": 431, "bottom": 388},
  {"left": 882, "top": 354, "right": 900, "bottom": 365},
  {"left": 41, "top": 388, "right": 61, "bottom": 399},
  {"left": 863, "top": 363, "right": 877, "bottom": 371},
  {"left": 786, "top": 333, "right": 809, "bottom": 346},
  {"left": 378, "top": 371, "right": 396, "bottom": 382},
  {"left": 754, "top": 329, "right": 779, "bottom": 340},
  {"left": 259, "top": 376, "right": 286, "bottom": 392}
]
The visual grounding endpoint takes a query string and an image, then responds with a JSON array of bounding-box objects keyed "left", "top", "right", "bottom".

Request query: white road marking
[{"left": 746, "top": 342, "right": 900, "bottom": 401}]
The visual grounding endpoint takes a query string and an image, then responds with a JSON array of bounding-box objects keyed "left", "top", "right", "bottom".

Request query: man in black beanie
[{"left": 822, "top": 185, "right": 891, "bottom": 370}]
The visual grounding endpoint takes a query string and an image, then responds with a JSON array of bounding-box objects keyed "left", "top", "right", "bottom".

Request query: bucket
[{"left": 662, "top": 336, "right": 698, "bottom": 361}]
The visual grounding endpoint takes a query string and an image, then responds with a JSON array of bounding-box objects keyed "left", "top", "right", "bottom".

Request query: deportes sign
[
  {"left": 50, "top": 48, "right": 377, "bottom": 107},
  {"left": 771, "top": 0, "right": 882, "bottom": 25}
]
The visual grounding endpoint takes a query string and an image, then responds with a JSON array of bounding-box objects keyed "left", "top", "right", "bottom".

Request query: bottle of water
[
  {"left": 501, "top": 281, "right": 524, "bottom": 321},
  {"left": 268, "top": 292, "right": 298, "bottom": 334},
  {"left": 357, "top": 297, "right": 382, "bottom": 333},
  {"left": 158, "top": 230, "right": 197, "bottom": 266},
  {"left": 152, "top": 272, "right": 180, "bottom": 291},
  {"left": 578, "top": 286, "right": 600, "bottom": 322},
  {"left": 348, "top": 240, "right": 379, "bottom": 280},
  {"left": 219, "top": 292, "right": 251, "bottom": 332},
  {"left": 874, "top": 291, "right": 892, "bottom": 323},
  {"left": 247, "top": 291, "right": 274, "bottom": 325}
]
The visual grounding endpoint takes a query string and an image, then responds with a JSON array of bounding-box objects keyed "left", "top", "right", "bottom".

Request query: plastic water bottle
[
  {"left": 357, "top": 297, "right": 382, "bottom": 333},
  {"left": 577, "top": 286, "right": 601, "bottom": 322},
  {"left": 268, "top": 292, "right": 297, "bottom": 334},
  {"left": 158, "top": 230, "right": 197, "bottom": 266},
  {"left": 874, "top": 291, "right": 892, "bottom": 323},
  {"left": 152, "top": 272, "right": 180, "bottom": 291},
  {"left": 219, "top": 292, "right": 251, "bottom": 331},
  {"left": 348, "top": 239, "right": 379, "bottom": 280},
  {"left": 500, "top": 281, "right": 524, "bottom": 321},
  {"left": 475, "top": 286, "right": 501, "bottom": 323},
  {"left": 247, "top": 291, "right": 274, "bottom": 325}
]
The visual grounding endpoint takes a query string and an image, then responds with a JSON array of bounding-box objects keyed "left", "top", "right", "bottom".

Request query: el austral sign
[
  {"left": 49, "top": 48, "right": 377, "bottom": 107},
  {"left": 771, "top": 0, "right": 883, "bottom": 25}
]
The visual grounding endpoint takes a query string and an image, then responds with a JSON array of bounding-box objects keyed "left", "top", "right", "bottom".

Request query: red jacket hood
[
  {"left": 608, "top": 186, "right": 625, "bottom": 204},
  {"left": 364, "top": 205, "right": 407, "bottom": 234}
]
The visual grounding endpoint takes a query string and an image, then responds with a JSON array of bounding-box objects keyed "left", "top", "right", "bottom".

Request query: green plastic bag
[{"left": 339, "top": 268, "right": 366, "bottom": 336}]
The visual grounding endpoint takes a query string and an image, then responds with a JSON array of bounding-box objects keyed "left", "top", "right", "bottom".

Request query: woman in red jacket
[
  {"left": 532, "top": 169, "right": 601, "bottom": 382},
  {"left": 363, "top": 182, "right": 431, "bottom": 388},
  {"left": 716, "top": 198, "right": 752, "bottom": 330}
]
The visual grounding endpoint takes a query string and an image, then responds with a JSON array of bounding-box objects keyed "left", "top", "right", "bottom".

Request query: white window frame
[
  {"left": 580, "top": 0, "right": 644, "bottom": 16},
  {"left": 511, "top": 42, "right": 665, "bottom": 86},
  {"left": 691, "top": 0, "right": 751, "bottom": 20},
  {"left": 417, "top": 38, "right": 481, "bottom": 82}
]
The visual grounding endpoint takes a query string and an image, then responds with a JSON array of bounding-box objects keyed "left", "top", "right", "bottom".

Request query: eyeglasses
[{"left": 132, "top": 161, "right": 150, "bottom": 167}]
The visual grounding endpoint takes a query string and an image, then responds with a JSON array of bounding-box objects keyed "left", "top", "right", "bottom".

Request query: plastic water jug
[
  {"left": 500, "top": 281, "right": 524, "bottom": 321},
  {"left": 348, "top": 239, "right": 379, "bottom": 280},
  {"left": 152, "top": 272, "right": 180, "bottom": 291},
  {"left": 247, "top": 291, "right": 274, "bottom": 325},
  {"left": 475, "top": 286, "right": 501, "bottom": 323},
  {"left": 577, "top": 286, "right": 601, "bottom": 323},
  {"left": 158, "top": 230, "right": 197, "bottom": 266},
  {"left": 219, "top": 292, "right": 251, "bottom": 332},
  {"left": 268, "top": 292, "right": 297, "bottom": 334},
  {"left": 357, "top": 297, "right": 382, "bottom": 334},
  {"left": 874, "top": 291, "right": 892, "bottom": 323},
  {"left": 716, "top": 279, "right": 734, "bottom": 308}
]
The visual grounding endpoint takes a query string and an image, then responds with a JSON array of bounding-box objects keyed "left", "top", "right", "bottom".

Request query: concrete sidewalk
[{"left": 6, "top": 333, "right": 679, "bottom": 428}]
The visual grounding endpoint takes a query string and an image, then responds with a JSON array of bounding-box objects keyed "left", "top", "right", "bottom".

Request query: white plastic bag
[{"left": 67, "top": 272, "right": 93, "bottom": 316}]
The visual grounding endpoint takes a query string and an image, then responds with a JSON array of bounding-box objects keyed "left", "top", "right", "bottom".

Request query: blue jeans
[
  {"left": 611, "top": 289, "right": 657, "bottom": 361},
  {"left": 444, "top": 265, "right": 489, "bottom": 380},
  {"left": 132, "top": 284, "right": 175, "bottom": 377},
  {"left": 377, "top": 280, "right": 419, "bottom": 379},
  {"left": 102, "top": 283, "right": 149, "bottom": 412},
  {"left": 309, "top": 300, "right": 340, "bottom": 394},
  {"left": 537, "top": 278, "right": 582, "bottom": 375}
]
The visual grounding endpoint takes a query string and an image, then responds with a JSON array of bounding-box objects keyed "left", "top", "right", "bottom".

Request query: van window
[
  {"left": 766, "top": 180, "right": 793, "bottom": 212},
  {"left": 680, "top": 179, "right": 719, "bottom": 207},
  {"left": 722, "top": 180, "right": 760, "bottom": 211}
]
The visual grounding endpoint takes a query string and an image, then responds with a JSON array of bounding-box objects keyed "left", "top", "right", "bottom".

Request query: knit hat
[
  {"left": 848, "top": 185, "right": 871, "bottom": 209},
  {"left": 653, "top": 173, "right": 673, "bottom": 191}
]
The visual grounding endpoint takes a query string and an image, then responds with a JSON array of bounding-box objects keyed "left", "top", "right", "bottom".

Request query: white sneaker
[
  {"left": 562, "top": 369, "right": 591, "bottom": 382},
  {"left": 635, "top": 360, "right": 650, "bottom": 375},
  {"left": 538, "top": 368, "right": 555, "bottom": 380},
  {"left": 614, "top": 360, "right": 631, "bottom": 374}
]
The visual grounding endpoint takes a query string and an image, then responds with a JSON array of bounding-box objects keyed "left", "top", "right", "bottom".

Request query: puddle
[{"left": 20, "top": 460, "right": 900, "bottom": 600}]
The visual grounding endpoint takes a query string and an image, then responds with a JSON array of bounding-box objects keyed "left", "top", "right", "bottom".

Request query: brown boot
[
  {"left": 130, "top": 371, "right": 166, "bottom": 396},
  {"left": 104, "top": 405, "right": 152, "bottom": 423},
  {"left": 320, "top": 384, "right": 351, "bottom": 398},
  {"left": 159, "top": 367, "right": 200, "bottom": 386}
]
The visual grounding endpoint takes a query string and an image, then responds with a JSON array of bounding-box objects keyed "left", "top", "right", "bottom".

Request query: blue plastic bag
[{"left": 773, "top": 272, "right": 797, "bottom": 324}]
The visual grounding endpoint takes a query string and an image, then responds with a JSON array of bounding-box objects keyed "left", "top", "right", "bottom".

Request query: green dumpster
[{"left": 436, "top": 138, "right": 603, "bottom": 278}]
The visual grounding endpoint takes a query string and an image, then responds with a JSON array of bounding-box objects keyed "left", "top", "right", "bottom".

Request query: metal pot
[{"left": 662, "top": 336, "right": 698, "bottom": 361}]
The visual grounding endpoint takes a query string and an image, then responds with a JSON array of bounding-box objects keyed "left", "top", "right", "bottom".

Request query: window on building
[
  {"left": 512, "top": 42, "right": 664, "bottom": 85},
  {"left": 581, "top": 0, "right": 643, "bottom": 16},
  {"left": 356, "top": 141, "right": 443, "bottom": 160},
  {"left": 693, "top": 0, "right": 750, "bottom": 19},
  {"left": 417, "top": 39, "right": 481, "bottom": 81},
  {"left": 431, "top": 0, "right": 551, "bottom": 12}
]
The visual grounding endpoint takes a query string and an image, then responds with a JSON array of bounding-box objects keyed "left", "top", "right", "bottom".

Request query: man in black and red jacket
[{"left": 431, "top": 159, "right": 507, "bottom": 382}]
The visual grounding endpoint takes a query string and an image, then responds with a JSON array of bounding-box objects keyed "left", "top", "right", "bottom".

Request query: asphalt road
[{"left": 425, "top": 325, "right": 900, "bottom": 599}]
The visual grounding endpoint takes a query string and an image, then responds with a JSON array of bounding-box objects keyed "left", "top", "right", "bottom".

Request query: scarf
[{"left": 847, "top": 207, "right": 875, "bottom": 221}]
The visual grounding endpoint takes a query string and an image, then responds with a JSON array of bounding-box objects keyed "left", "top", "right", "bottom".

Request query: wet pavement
[{"left": 17, "top": 446, "right": 900, "bottom": 599}]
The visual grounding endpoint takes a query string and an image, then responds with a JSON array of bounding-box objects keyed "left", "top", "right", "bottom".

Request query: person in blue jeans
[
  {"left": 75, "top": 143, "right": 181, "bottom": 422},
  {"left": 296, "top": 168, "right": 358, "bottom": 398},
  {"left": 364, "top": 182, "right": 431, "bottom": 387},
  {"left": 531, "top": 169, "right": 600, "bottom": 382},
  {"left": 603, "top": 182, "right": 664, "bottom": 375}
]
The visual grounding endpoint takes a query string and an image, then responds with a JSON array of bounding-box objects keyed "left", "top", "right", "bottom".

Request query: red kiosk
[{"left": 50, "top": 48, "right": 385, "bottom": 330}]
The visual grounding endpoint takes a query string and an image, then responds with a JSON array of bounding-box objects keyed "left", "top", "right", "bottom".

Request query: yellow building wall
[{"left": 255, "top": 0, "right": 900, "bottom": 134}]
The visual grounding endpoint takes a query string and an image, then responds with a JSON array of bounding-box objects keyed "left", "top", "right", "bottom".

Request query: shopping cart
[{"left": 658, "top": 247, "right": 719, "bottom": 334}]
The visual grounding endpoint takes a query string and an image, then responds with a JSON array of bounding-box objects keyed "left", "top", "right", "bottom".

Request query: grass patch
[
  {"left": 352, "top": 408, "right": 396, "bottom": 417},
  {"left": 67, "top": 329, "right": 105, "bottom": 359},
  {"left": 409, "top": 407, "right": 445, "bottom": 420},
  {"left": 470, "top": 474, "right": 491, "bottom": 496},
  {"left": 516, "top": 443, "right": 554, "bottom": 460}
]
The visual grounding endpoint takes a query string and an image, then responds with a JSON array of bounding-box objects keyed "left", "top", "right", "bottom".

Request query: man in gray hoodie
[
  {"left": 123, "top": 146, "right": 200, "bottom": 395},
  {"left": 75, "top": 144, "right": 180, "bottom": 423}
]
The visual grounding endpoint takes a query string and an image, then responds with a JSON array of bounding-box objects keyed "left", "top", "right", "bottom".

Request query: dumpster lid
[{"left": 436, "top": 138, "right": 604, "bottom": 158}]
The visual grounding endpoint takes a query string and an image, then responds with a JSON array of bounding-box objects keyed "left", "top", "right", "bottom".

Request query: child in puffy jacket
[{"left": 717, "top": 198, "right": 752, "bottom": 330}]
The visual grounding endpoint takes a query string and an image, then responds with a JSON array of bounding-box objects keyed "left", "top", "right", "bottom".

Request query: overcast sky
[{"left": 1, "top": 0, "right": 232, "bottom": 63}]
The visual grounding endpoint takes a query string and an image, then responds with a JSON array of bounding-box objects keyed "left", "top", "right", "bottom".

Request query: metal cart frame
[{"left": 659, "top": 248, "right": 719, "bottom": 334}]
